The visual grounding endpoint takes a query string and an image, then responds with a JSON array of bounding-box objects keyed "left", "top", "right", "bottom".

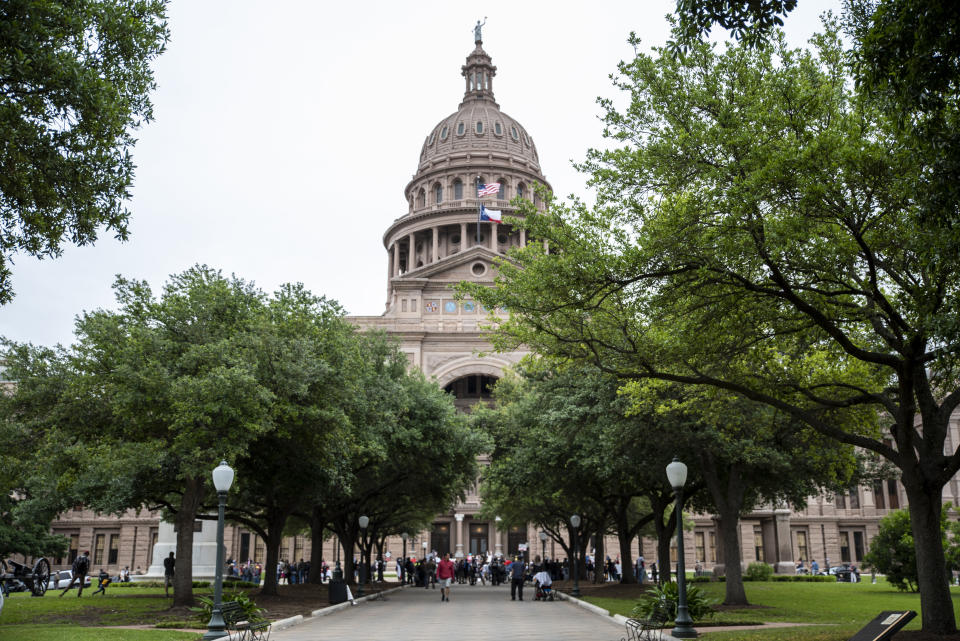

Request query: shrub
[
  {"left": 864, "top": 509, "right": 922, "bottom": 592},
  {"left": 770, "top": 575, "right": 834, "bottom": 582},
  {"left": 190, "top": 590, "right": 266, "bottom": 624},
  {"left": 744, "top": 562, "right": 774, "bottom": 581},
  {"left": 632, "top": 581, "right": 716, "bottom": 622},
  {"left": 688, "top": 576, "right": 712, "bottom": 583}
]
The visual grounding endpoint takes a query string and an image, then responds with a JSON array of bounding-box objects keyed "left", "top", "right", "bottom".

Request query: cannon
[{"left": 1, "top": 558, "right": 51, "bottom": 597}]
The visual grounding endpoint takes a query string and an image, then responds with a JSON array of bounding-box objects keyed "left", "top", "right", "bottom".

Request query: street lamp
[
  {"left": 570, "top": 514, "right": 581, "bottom": 598},
  {"left": 357, "top": 515, "right": 369, "bottom": 598},
  {"left": 666, "top": 457, "right": 698, "bottom": 638},
  {"left": 401, "top": 533, "right": 408, "bottom": 585},
  {"left": 539, "top": 531, "right": 547, "bottom": 568},
  {"left": 203, "top": 460, "right": 234, "bottom": 640}
]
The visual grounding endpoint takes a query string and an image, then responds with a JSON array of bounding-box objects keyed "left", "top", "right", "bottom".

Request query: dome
[
  {"left": 405, "top": 42, "right": 546, "bottom": 205},
  {"left": 418, "top": 103, "right": 540, "bottom": 170}
]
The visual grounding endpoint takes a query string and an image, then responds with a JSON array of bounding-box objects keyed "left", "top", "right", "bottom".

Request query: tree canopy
[
  {"left": 464, "top": 17, "right": 959, "bottom": 634},
  {"left": 0, "top": 0, "right": 169, "bottom": 304}
]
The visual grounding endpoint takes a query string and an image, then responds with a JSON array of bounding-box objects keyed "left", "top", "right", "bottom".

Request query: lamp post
[
  {"left": 570, "top": 514, "right": 581, "bottom": 598},
  {"left": 357, "top": 515, "right": 369, "bottom": 598},
  {"left": 666, "top": 457, "right": 698, "bottom": 638},
  {"left": 401, "top": 533, "right": 408, "bottom": 585},
  {"left": 203, "top": 461, "right": 234, "bottom": 640},
  {"left": 539, "top": 531, "right": 547, "bottom": 568}
]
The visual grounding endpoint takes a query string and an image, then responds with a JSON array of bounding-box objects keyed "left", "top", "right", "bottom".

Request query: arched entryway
[{"left": 443, "top": 373, "right": 498, "bottom": 411}]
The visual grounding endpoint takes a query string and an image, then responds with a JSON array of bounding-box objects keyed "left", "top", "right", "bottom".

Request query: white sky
[{"left": 0, "top": 0, "right": 840, "bottom": 347}]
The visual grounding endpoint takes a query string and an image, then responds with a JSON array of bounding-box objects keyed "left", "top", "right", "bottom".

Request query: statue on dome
[{"left": 474, "top": 18, "right": 486, "bottom": 43}]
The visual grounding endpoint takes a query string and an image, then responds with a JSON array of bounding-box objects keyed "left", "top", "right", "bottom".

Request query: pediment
[{"left": 392, "top": 246, "right": 505, "bottom": 283}]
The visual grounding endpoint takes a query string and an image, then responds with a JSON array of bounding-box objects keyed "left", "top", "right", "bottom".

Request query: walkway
[{"left": 270, "top": 583, "right": 626, "bottom": 641}]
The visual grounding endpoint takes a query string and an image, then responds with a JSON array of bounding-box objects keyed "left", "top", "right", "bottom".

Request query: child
[{"left": 92, "top": 568, "right": 111, "bottom": 596}]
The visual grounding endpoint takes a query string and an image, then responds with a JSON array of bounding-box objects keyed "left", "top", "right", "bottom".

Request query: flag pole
[{"left": 476, "top": 175, "right": 481, "bottom": 246}]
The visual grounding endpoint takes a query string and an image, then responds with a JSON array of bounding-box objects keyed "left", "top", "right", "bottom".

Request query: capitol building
[{"left": 45, "top": 33, "right": 960, "bottom": 580}]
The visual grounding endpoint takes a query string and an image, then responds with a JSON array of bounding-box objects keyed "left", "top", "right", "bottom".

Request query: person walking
[
  {"left": 510, "top": 556, "right": 526, "bottom": 601},
  {"left": 60, "top": 550, "right": 90, "bottom": 597},
  {"left": 91, "top": 568, "right": 111, "bottom": 595},
  {"left": 163, "top": 551, "right": 176, "bottom": 597},
  {"left": 437, "top": 553, "right": 455, "bottom": 602}
]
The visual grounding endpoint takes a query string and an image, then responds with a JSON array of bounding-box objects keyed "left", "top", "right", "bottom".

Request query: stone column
[
  {"left": 408, "top": 232, "right": 415, "bottom": 271},
  {"left": 490, "top": 223, "right": 497, "bottom": 251},
  {"left": 432, "top": 227, "right": 439, "bottom": 263},
  {"left": 520, "top": 228, "right": 526, "bottom": 247},
  {"left": 494, "top": 518, "right": 503, "bottom": 558},
  {"left": 454, "top": 514, "right": 465, "bottom": 558},
  {"left": 460, "top": 222, "right": 468, "bottom": 249},
  {"left": 392, "top": 242, "right": 400, "bottom": 276},
  {"left": 774, "top": 508, "right": 795, "bottom": 574}
]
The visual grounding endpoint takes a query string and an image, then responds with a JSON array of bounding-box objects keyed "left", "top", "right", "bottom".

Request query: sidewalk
[{"left": 269, "top": 583, "right": 625, "bottom": 641}]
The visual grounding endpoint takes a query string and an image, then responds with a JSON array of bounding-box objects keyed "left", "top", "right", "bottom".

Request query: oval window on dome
[
  {"left": 476, "top": 121, "right": 483, "bottom": 134},
  {"left": 428, "top": 131, "right": 435, "bottom": 145},
  {"left": 495, "top": 122, "right": 502, "bottom": 135},
  {"left": 440, "top": 126, "right": 448, "bottom": 140},
  {"left": 511, "top": 126, "right": 519, "bottom": 141},
  {"left": 457, "top": 122, "right": 465, "bottom": 136},
  {"left": 522, "top": 132, "right": 529, "bottom": 146}
]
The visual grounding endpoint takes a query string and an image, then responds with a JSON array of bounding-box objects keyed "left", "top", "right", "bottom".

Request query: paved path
[{"left": 270, "top": 583, "right": 625, "bottom": 641}]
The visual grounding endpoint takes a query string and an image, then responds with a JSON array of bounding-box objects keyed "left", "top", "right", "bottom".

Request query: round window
[
  {"left": 451, "top": 234, "right": 461, "bottom": 244},
  {"left": 457, "top": 122, "right": 465, "bottom": 135},
  {"left": 476, "top": 121, "right": 483, "bottom": 134},
  {"left": 497, "top": 234, "right": 508, "bottom": 244},
  {"left": 471, "top": 263, "right": 486, "bottom": 276},
  {"left": 440, "top": 126, "right": 448, "bottom": 140}
]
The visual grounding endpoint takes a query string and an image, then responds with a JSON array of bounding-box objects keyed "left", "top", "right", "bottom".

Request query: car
[
  {"left": 48, "top": 570, "right": 92, "bottom": 590},
  {"left": 828, "top": 564, "right": 861, "bottom": 582}
]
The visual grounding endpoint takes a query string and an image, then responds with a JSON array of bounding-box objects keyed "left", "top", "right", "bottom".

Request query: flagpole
[{"left": 476, "top": 175, "right": 481, "bottom": 246}]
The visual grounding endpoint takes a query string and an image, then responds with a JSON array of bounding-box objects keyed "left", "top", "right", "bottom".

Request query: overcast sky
[{"left": 0, "top": 0, "right": 840, "bottom": 347}]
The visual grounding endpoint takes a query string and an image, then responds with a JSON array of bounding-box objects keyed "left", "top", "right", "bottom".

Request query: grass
[
  {"left": 0, "top": 626, "right": 200, "bottom": 640},
  {"left": 0, "top": 589, "right": 186, "bottom": 626},
  {"left": 583, "top": 581, "right": 960, "bottom": 640}
]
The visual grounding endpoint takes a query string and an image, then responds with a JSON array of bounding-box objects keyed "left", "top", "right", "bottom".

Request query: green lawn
[
  {"left": 0, "top": 590, "right": 187, "bottom": 626},
  {"left": 583, "top": 581, "right": 960, "bottom": 640},
  {"left": 0, "top": 626, "right": 200, "bottom": 641}
]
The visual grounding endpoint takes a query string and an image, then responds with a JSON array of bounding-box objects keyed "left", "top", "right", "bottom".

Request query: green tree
[
  {"left": 0, "top": 0, "right": 169, "bottom": 303},
  {"left": 863, "top": 509, "right": 922, "bottom": 592},
  {"left": 465, "top": 20, "right": 960, "bottom": 633}
]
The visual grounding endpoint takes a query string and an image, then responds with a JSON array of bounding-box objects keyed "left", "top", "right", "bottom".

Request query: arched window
[
  {"left": 417, "top": 189, "right": 426, "bottom": 208},
  {"left": 457, "top": 122, "right": 465, "bottom": 135},
  {"left": 434, "top": 183, "right": 443, "bottom": 204},
  {"left": 494, "top": 122, "right": 502, "bottom": 135},
  {"left": 476, "top": 121, "right": 483, "bottom": 134},
  {"left": 453, "top": 179, "right": 463, "bottom": 200},
  {"left": 517, "top": 183, "right": 525, "bottom": 199},
  {"left": 497, "top": 179, "right": 506, "bottom": 199}
]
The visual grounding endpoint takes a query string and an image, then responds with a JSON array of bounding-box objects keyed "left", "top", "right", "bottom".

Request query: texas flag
[{"left": 480, "top": 204, "right": 502, "bottom": 224}]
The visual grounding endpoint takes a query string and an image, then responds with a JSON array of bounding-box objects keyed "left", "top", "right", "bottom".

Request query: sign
[
  {"left": 848, "top": 611, "right": 916, "bottom": 641},
  {"left": 518, "top": 543, "right": 528, "bottom": 551}
]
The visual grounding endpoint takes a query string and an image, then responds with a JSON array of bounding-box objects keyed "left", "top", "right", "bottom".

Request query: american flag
[{"left": 477, "top": 183, "right": 501, "bottom": 197}]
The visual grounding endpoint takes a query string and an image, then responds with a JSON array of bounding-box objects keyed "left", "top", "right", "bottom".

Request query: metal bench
[
  {"left": 221, "top": 600, "right": 271, "bottom": 641},
  {"left": 622, "top": 600, "right": 670, "bottom": 641}
]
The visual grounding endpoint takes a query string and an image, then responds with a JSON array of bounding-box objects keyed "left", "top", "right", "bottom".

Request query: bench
[
  {"left": 622, "top": 600, "right": 670, "bottom": 641},
  {"left": 221, "top": 600, "right": 271, "bottom": 641}
]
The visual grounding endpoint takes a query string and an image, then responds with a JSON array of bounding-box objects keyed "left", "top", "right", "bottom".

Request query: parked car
[
  {"left": 48, "top": 570, "right": 91, "bottom": 590},
  {"left": 828, "top": 564, "right": 861, "bottom": 582}
]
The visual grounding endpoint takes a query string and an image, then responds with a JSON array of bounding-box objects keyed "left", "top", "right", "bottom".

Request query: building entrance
[
  {"left": 507, "top": 525, "right": 526, "bottom": 558},
  {"left": 431, "top": 522, "right": 451, "bottom": 556},
  {"left": 469, "top": 522, "right": 488, "bottom": 556}
]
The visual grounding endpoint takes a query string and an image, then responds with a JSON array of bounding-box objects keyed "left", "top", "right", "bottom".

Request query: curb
[{"left": 553, "top": 591, "right": 623, "bottom": 628}]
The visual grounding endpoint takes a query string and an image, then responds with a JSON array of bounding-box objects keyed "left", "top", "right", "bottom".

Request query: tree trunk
[
  {"left": 655, "top": 511, "right": 673, "bottom": 585},
  {"left": 716, "top": 504, "right": 747, "bottom": 605},
  {"left": 172, "top": 476, "right": 204, "bottom": 607},
  {"left": 308, "top": 506, "right": 325, "bottom": 584},
  {"left": 615, "top": 513, "right": 636, "bottom": 583},
  {"left": 259, "top": 513, "right": 288, "bottom": 596},
  {"left": 903, "top": 471, "right": 957, "bottom": 634},
  {"left": 339, "top": 527, "right": 357, "bottom": 585},
  {"left": 593, "top": 528, "right": 605, "bottom": 583}
]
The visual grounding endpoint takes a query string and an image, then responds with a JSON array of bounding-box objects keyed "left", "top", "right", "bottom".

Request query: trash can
[{"left": 329, "top": 579, "right": 348, "bottom": 605}]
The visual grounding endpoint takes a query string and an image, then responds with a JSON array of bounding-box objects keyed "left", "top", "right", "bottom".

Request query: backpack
[{"left": 73, "top": 555, "right": 89, "bottom": 575}]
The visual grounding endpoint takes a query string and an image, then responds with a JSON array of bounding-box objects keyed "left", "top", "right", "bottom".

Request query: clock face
[{"left": 444, "top": 301, "right": 458, "bottom": 313}]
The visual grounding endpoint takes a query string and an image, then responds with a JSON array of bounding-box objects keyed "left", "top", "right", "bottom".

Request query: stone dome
[
  {"left": 417, "top": 102, "right": 541, "bottom": 171},
  {"left": 404, "top": 41, "right": 548, "bottom": 206}
]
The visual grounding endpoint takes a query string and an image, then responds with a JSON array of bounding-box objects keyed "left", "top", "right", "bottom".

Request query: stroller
[{"left": 533, "top": 570, "right": 554, "bottom": 601}]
